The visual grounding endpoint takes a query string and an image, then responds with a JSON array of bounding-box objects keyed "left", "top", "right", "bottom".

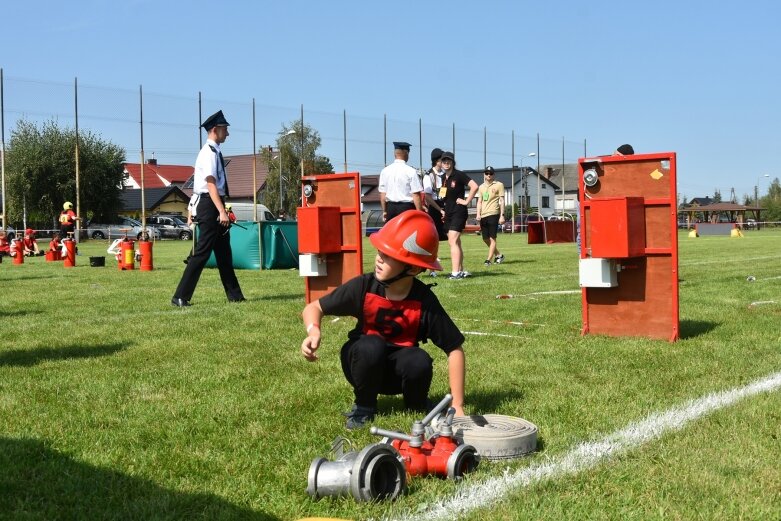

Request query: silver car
[{"left": 87, "top": 217, "right": 161, "bottom": 241}]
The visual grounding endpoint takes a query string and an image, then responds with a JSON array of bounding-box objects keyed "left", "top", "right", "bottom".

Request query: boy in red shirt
[
  {"left": 0, "top": 231, "right": 10, "bottom": 257},
  {"left": 23, "top": 229, "right": 43, "bottom": 256},
  {"left": 300, "top": 210, "right": 466, "bottom": 429},
  {"left": 49, "top": 233, "right": 63, "bottom": 259}
]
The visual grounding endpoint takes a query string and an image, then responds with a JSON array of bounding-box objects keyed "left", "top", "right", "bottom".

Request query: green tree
[
  {"left": 5, "top": 119, "right": 125, "bottom": 226},
  {"left": 713, "top": 188, "right": 722, "bottom": 203},
  {"left": 760, "top": 178, "right": 781, "bottom": 222},
  {"left": 258, "top": 121, "right": 334, "bottom": 217}
]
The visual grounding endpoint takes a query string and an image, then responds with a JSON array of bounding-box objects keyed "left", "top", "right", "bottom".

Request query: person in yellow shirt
[{"left": 476, "top": 166, "right": 506, "bottom": 267}]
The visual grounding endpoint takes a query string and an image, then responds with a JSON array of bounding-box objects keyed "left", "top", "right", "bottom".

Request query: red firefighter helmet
[{"left": 370, "top": 210, "right": 442, "bottom": 271}]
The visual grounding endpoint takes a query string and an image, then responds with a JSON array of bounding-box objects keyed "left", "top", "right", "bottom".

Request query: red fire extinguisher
[
  {"left": 120, "top": 239, "right": 135, "bottom": 270},
  {"left": 138, "top": 240, "right": 153, "bottom": 271},
  {"left": 12, "top": 239, "right": 24, "bottom": 265},
  {"left": 63, "top": 239, "right": 77, "bottom": 268}
]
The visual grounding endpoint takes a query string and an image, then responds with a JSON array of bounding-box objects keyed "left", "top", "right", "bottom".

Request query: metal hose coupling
[{"left": 307, "top": 442, "right": 406, "bottom": 502}]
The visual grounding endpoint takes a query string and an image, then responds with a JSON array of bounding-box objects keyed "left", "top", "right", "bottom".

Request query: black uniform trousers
[
  {"left": 173, "top": 196, "right": 244, "bottom": 302},
  {"left": 426, "top": 200, "right": 448, "bottom": 241},
  {"left": 340, "top": 334, "right": 433, "bottom": 411},
  {"left": 386, "top": 201, "right": 416, "bottom": 222}
]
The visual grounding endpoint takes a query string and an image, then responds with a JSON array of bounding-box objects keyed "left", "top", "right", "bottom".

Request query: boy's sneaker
[
  {"left": 429, "top": 271, "right": 438, "bottom": 277},
  {"left": 448, "top": 272, "right": 464, "bottom": 280},
  {"left": 483, "top": 260, "right": 492, "bottom": 267},
  {"left": 344, "top": 404, "right": 376, "bottom": 430},
  {"left": 461, "top": 271, "right": 472, "bottom": 278},
  {"left": 494, "top": 254, "right": 505, "bottom": 264}
]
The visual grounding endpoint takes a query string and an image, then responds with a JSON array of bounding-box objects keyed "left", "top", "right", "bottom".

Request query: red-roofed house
[
  {"left": 124, "top": 155, "right": 273, "bottom": 202},
  {"left": 122, "top": 159, "right": 194, "bottom": 190}
]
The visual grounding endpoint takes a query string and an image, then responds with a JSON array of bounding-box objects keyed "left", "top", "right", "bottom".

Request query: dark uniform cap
[
  {"left": 431, "top": 148, "right": 443, "bottom": 162},
  {"left": 393, "top": 141, "right": 411, "bottom": 151},
  {"left": 484, "top": 166, "right": 496, "bottom": 174},
  {"left": 440, "top": 151, "right": 455, "bottom": 162},
  {"left": 616, "top": 144, "right": 634, "bottom": 155},
  {"left": 202, "top": 110, "right": 230, "bottom": 131}
]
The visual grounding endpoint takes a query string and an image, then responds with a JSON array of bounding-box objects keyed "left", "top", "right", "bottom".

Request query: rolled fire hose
[{"left": 448, "top": 414, "right": 538, "bottom": 461}]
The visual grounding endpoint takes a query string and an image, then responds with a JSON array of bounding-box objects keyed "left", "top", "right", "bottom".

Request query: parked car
[
  {"left": 86, "top": 217, "right": 161, "bottom": 240},
  {"left": 4, "top": 226, "right": 17, "bottom": 241},
  {"left": 145, "top": 214, "right": 192, "bottom": 240}
]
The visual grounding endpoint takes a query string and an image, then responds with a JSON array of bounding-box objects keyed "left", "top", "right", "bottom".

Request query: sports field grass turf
[{"left": 1, "top": 230, "right": 779, "bottom": 520}]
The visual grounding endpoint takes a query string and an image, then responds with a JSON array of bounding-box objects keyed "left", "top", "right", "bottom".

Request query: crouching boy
[{"left": 300, "top": 210, "right": 466, "bottom": 429}]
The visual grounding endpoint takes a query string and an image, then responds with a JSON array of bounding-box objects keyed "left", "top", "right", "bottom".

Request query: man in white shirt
[
  {"left": 172, "top": 110, "right": 245, "bottom": 307},
  {"left": 378, "top": 141, "right": 423, "bottom": 222}
]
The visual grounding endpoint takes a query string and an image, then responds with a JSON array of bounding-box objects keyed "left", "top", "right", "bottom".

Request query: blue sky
[{"left": 2, "top": 0, "right": 779, "bottom": 201}]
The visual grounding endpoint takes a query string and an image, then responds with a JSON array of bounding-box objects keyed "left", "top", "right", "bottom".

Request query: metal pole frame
[
  {"left": 343, "top": 109, "right": 348, "bottom": 173},
  {"left": 483, "top": 126, "right": 487, "bottom": 169},
  {"left": 418, "top": 118, "right": 422, "bottom": 172},
  {"left": 74, "top": 78, "right": 81, "bottom": 241},
  {"left": 1, "top": 69, "right": 6, "bottom": 233},
  {"left": 252, "top": 98, "right": 258, "bottom": 222},
  {"left": 511, "top": 130, "right": 516, "bottom": 234},
  {"left": 536, "top": 133, "right": 541, "bottom": 214},
  {"left": 139, "top": 85, "right": 146, "bottom": 235},
  {"left": 383, "top": 113, "right": 387, "bottom": 166},
  {"left": 279, "top": 134, "right": 284, "bottom": 215},
  {"left": 300, "top": 104, "right": 304, "bottom": 178}
]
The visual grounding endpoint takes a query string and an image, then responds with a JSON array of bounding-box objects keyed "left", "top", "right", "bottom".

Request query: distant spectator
[
  {"left": 23, "top": 228, "right": 43, "bottom": 256},
  {"left": 0, "top": 231, "right": 10, "bottom": 257},
  {"left": 440, "top": 151, "right": 478, "bottom": 279},
  {"left": 422, "top": 147, "right": 447, "bottom": 241},
  {"left": 59, "top": 201, "right": 80, "bottom": 238},
  {"left": 225, "top": 203, "right": 237, "bottom": 224},
  {"left": 476, "top": 166, "right": 506, "bottom": 267},
  {"left": 49, "top": 232, "right": 63, "bottom": 258}
]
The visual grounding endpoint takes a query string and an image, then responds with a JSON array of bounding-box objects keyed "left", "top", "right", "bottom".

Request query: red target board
[
  {"left": 579, "top": 153, "right": 679, "bottom": 341},
  {"left": 298, "top": 173, "right": 363, "bottom": 304}
]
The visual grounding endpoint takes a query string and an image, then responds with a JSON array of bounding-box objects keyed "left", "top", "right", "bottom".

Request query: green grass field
[{"left": 1, "top": 230, "right": 779, "bottom": 520}]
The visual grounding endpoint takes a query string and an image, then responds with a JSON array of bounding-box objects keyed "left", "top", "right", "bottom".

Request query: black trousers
[
  {"left": 340, "top": 334, "right": 433, "bottom": 411},
  {"left": 386, "top": 201, "right": 416, "bottom": 222},
  {"left": 173, "top": 197, "right": 244, "bottom": 302},
  {"left": 426, "top": 200, "right": 447, "bottom": 241}
]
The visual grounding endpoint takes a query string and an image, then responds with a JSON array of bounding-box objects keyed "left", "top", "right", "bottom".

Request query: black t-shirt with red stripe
[{"left": 319, "top": 273, "right": 464, "bottom": 353}]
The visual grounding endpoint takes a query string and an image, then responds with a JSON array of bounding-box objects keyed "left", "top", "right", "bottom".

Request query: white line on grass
[
  {"left": 385, "top": 370, "right": 781, "bottom": 521},
  {"left": 679, "top": 254, "right": 779, "bottom": 267},
  {"left": 462, "top": 331, "right": 527, "bottom": 339},
  {"left": 454, "top": 318, "right": 546, "bottom": 328},
  {"left": 522, "top": 290, "right": 580, "bottom": 297}
]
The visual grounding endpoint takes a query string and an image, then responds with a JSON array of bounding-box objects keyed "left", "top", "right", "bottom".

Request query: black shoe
[
  {"left": 344, "top": 404, "right": 376, "bottom": 430},
  {"left": 228, "top": 297, "right": 246, "bottom": 303},
  {"left": 171, "top": 297, "right": 190, "bottom": 307}
]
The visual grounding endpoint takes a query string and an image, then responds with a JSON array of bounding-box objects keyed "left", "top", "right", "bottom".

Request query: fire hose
[{"left": 448, "top": 414, "right": 538, "bottom": 461}]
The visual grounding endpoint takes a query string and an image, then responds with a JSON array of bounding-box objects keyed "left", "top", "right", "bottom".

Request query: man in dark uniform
[{"left": 171, "top": 110, "right": 245, "bottom": 307}]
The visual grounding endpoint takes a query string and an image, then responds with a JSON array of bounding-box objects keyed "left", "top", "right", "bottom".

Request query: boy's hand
[{"left": 301, "top": 334, "right": 321, "bottom": 361}]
